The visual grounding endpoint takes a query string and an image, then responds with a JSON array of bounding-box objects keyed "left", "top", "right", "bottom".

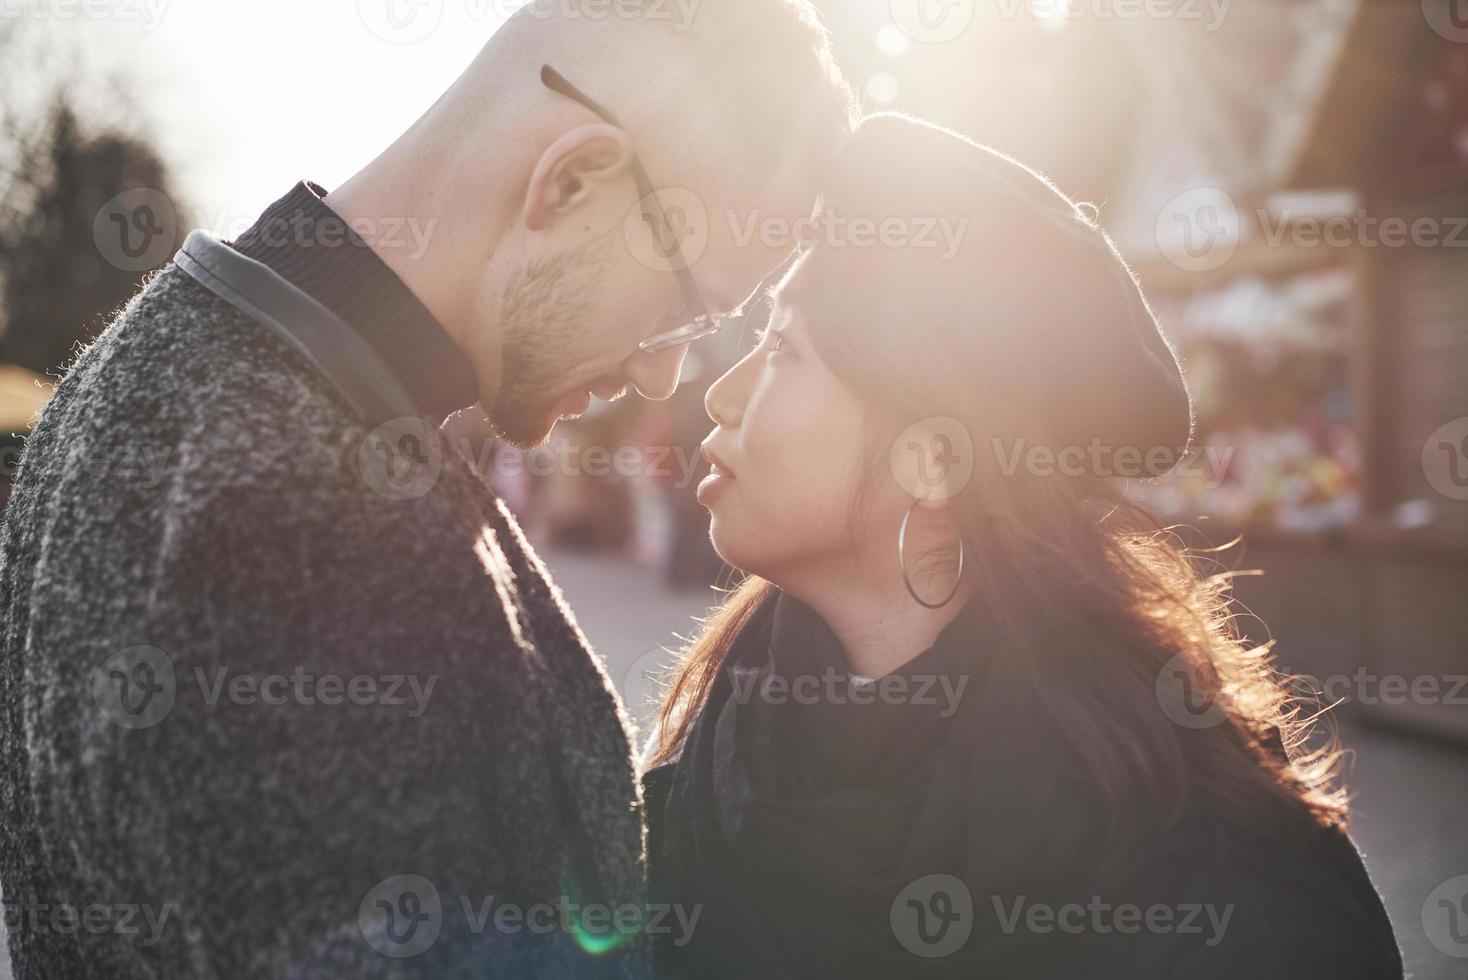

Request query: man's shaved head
[
  {"left": 441, "top": 0, "right": 853, "bottom": 208},
  {"left": 330, "top": 0, "right": 854, "bottom": 445}
]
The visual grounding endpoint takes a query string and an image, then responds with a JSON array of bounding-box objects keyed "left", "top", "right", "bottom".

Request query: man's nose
[
  {"left": 704, "top": 351, "right": 756, "bottom": 427},
  {"left": 624, "top": 344, "right": 688, "bottom": 402}
]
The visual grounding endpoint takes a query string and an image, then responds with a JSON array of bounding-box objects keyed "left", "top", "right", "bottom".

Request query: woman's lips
[{"left": 697, "top": 446, "right": 736, "bottom": 505}]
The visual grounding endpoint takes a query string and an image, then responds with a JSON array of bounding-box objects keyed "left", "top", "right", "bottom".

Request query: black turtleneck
[{"left": 230, "top": 181, "right": 479, "bottom": 425}]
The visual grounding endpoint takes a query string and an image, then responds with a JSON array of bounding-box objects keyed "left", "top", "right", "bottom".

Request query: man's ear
[{"left": 522, "top": 123, "right": 636, "bottom": 232}]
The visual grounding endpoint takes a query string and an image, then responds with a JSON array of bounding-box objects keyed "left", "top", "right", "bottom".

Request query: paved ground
[{"left": 541, "top": 545, "right": 1468, "bottom": 980}]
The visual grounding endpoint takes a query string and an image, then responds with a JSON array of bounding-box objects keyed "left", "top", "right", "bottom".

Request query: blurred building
[{"left": 1129, "top": 5, "right": 1468, "bottom": 744}]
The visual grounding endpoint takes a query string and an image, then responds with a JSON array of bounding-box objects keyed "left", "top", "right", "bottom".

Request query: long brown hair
[{"left": 648, "top": 115, "right": 1346, "bottom": 847}]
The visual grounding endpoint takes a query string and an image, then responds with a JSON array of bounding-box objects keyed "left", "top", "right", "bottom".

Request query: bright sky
[
  {"left": 43, "top": 0, "right": 1139, "bottom": 240},
  {"left": 56, "top": 0, "right": 514, "bottom": 236}
]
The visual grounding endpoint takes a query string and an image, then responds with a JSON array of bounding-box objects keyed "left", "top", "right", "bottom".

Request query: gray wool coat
[{"left": 0, "top": 265, "right": 648, "bottom": 979}]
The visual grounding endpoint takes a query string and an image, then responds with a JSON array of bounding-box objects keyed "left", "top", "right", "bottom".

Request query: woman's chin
[
  {"left": 707, "top": 522, "right": 779, "bottom": 586},
  {"left": 707, "top": 520, "right": 750, "bottom": 574}
]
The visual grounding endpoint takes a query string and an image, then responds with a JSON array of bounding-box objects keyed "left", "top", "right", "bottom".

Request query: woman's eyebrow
[
  {"left": 762, "top": 308, "right": 806, "bottom": 346},
  {"left": 767, "top": 283, "right": 801, "bottom": 317}
]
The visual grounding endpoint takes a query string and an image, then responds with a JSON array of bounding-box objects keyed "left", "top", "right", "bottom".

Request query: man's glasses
[{"left": 540, "top": 65, "right": 733, "bottom": 354}]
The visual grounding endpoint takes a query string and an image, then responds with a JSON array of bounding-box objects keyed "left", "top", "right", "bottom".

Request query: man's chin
[
  {"left": 488, "top": 402, "right": 563, "bottom": 450},
  {"left": 491, "top": 419, "right": 556, "bottom": 451}
]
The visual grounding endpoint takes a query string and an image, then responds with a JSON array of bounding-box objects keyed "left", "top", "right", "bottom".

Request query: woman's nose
[{"left": 704, "top": 350, "right": 756, "bottom": 427}]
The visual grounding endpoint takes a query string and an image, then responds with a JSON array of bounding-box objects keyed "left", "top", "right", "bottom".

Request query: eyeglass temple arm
[{"left": 541, "top": 65, "right": 708, "bottom": 318}]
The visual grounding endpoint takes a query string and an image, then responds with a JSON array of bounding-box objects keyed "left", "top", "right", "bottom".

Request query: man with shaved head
[
  {"left": 0, "top": 2, "right": 853, "bottom": 977},
  {"left": 330, "top": 1, "right": 850, "bottom": 446}
]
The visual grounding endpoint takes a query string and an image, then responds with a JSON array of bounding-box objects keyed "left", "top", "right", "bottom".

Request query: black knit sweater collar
[{"left": 231, "top": 181, "right": 478, "bottom": 424}]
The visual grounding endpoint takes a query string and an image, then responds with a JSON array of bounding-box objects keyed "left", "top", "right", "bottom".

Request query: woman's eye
[{"left": 763, "top": 330, "right": 793, "bottom": 358}]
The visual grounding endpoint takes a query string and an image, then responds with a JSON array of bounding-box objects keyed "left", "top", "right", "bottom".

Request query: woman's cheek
[{"left": 779, "top": 422, "right": 858, "bottom": 542}]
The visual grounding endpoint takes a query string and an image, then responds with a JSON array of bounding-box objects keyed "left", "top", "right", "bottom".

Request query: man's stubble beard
[{"left": 488, "top": 231, "right": 615, "bottom": 448}]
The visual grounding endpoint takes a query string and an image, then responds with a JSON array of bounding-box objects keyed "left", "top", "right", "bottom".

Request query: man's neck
[
  {"left": 230, "top": 181, "right": 481, "bottom": 424},
  {"left": 326, "top": 154, "right": 515, "bottom": 408},
  {"left": 330, "top": 149, "right": 515, "bottom": 327}
]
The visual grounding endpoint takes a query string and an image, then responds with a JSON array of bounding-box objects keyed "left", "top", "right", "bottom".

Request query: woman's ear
[{"left": 522, "top": 123, "right": 635, "bottom": 232}]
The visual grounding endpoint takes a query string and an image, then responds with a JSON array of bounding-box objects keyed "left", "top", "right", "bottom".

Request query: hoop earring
[{"left": 897, "top": 499, "right": 965, "bottom": 610}]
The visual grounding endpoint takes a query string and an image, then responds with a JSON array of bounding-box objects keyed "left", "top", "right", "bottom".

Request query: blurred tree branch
[{"left": 0, "top": 17, "right": 188, "bottom": 378}]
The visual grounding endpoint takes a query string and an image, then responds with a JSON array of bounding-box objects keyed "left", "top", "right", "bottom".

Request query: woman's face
[{"left": 699, "top": 288, "right": 882, "bottom": 585}]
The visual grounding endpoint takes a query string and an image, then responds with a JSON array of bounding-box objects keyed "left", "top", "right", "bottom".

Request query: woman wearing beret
[{"left": 641, "top": 114, "right": 1402, "bottom": 979}]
